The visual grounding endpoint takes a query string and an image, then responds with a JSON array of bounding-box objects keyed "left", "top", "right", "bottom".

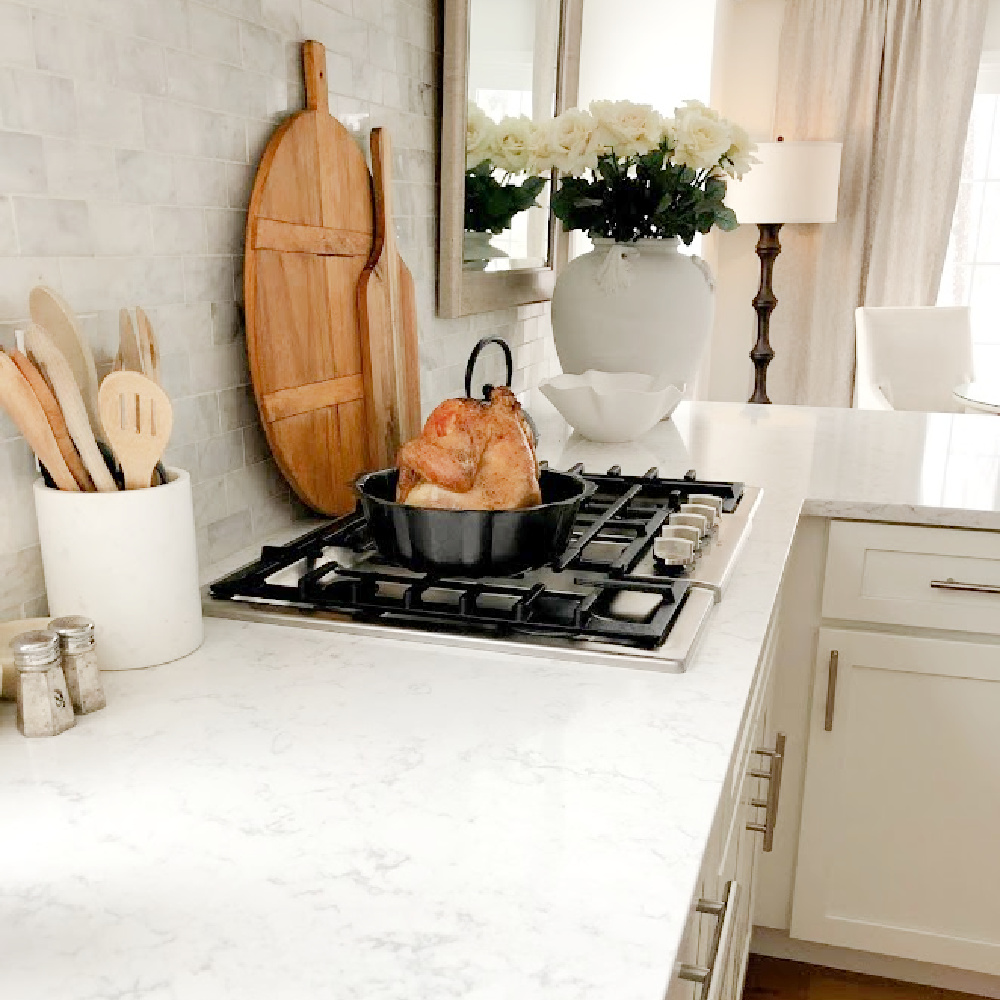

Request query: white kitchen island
[{"left": 2, "top": 402, "right": 1000, "bottom": 1000}]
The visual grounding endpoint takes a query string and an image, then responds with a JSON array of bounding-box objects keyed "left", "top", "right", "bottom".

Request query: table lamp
[{"left": 724, "top": 140, "right": 843, "bottom": 403}]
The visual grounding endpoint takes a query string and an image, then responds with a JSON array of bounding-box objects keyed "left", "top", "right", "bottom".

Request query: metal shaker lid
[
  {"left": 48, "top": 616, "right": 96, "bottom": 653},
  {"left": 9, "top": 629, "right": 60, "bottom": 669}
]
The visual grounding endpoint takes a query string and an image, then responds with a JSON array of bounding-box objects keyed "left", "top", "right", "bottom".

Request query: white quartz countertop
[{"left": 3, "top": 401, "right": 1000, "bottom": 1000}]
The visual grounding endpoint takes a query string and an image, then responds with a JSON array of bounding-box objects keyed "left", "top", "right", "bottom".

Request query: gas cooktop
[{"left": 205, "top": 466, "right": 761, "bottom": 671}]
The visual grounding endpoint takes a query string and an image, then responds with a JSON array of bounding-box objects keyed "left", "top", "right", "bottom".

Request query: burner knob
[
  {"left": 670, "top": 511, "right": 710, "bottom": 539},
  {"left": 688, "top": 493, "right": 724, "bottom": 515},
  {"left": 680, "top": 502, "right": 718, "bottom": 531},
  {"left": 660, "top": 523, "right": 702, "bottom": 550},
  {"left": 653, "top": 535, "right": 695, "bottom": 570}
]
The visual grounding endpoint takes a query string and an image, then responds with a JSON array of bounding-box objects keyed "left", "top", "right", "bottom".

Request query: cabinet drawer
[
  {"left": 823, "top": 521, "right": 1000, "bottom": 634},
  {"left": 666, "top": 630, "right": 777, "bottom": 999}
]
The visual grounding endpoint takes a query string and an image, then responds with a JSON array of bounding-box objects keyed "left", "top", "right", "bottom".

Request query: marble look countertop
[{"left": 3, "top": 401, "right": 1000, "bottom": 1000}]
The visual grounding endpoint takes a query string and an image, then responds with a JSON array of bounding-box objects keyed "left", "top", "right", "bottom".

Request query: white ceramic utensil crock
[
  {"left": 540, "top": 371, "right": 684, "bottom": 443},
  {"left": 33, "top": 467, "right": 203, "bottom": 670}
]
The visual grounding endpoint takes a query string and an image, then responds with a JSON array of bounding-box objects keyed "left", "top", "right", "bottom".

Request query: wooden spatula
[
  {"left": 99, "top": 371, "right": 173, "bottom": 489},
  {"left": 29, "top": 286, "right": 103, "bottom": 443},
  {"left": 25, "top": 324, "right": 119, "bottom": 493},
  {"left": 0, "top": 351, "right": 79, "bottom": 491},
  {"left": 135, "top": 307, "right": 162, "bottom": 385},
  {"left": 118, "top": 308, "right": 145, "bottom": 375},
  {"left": 7, "top": 349, "right": 94, "bottom": 491}
]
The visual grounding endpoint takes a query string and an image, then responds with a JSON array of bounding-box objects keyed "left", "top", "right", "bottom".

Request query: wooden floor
[{"left": 743, "top": 956, "right": 984, "bottom": 1000}]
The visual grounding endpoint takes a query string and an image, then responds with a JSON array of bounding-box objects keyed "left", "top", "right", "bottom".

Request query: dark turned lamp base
[{"left": 749, "top": 222, "right": 783, "bottom": 404}]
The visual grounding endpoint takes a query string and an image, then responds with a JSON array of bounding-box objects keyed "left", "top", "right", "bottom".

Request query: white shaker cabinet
[{"left": 790, "top": 627, "right": 1000, "bottom": 974}]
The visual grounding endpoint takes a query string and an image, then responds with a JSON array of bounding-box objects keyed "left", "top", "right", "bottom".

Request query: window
[{"left": 937, "top": 52, "right": 1000, "bottom": 380}]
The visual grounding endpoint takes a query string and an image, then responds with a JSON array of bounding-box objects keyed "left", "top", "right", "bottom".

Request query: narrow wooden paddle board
[
  {"left": 245, "top": 41, "right": 376, "bottom": 515},
  {"left": 358, "top": 128, "right": 422, "bottom": 469}
]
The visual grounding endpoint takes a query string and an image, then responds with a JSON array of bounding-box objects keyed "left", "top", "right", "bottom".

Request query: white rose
[
  {"left": 678, "top": 99, "right": 721, "bottom": 121},
  {"left": 548, "top": 108, "right": 598, "bottom": 175},
  {"left": 660, "top": 115, "right": 678, "bottom": 151},
  {"left": 588, "top": 99, "right": 662, "bottom": 158},
  {"left": 489, "top": 115, "right": 534, "bottom": 174},
  {"left": 672, "top": 100, "right": 733, "bottom": 171},
  {"left": 526, "top": 117, "right": 556, "bottom": 175},
  {"left": 466, "top": 101, "right": 494, "bottom": 169},
  {"left": 721, "top": 122, "right": 758, "bottom": 179}
]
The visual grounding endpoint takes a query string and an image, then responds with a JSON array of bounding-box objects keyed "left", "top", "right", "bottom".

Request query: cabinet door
[{"left": 790, "top": 628, "right": 1000, "bottom": 974}]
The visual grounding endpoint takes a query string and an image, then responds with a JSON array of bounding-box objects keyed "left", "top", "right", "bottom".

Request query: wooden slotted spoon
[{"left": 98, "top": 371, "right": 173, "bottom": 489}]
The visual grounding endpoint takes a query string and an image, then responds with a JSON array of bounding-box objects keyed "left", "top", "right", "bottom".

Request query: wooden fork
[{"left": 98, "top": 371, "right": 173, "bottom": 490}]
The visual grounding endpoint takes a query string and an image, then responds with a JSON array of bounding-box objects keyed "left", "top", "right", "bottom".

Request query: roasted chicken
[{"left": 396, "top": 386, "right": 542, "bottom": 509}]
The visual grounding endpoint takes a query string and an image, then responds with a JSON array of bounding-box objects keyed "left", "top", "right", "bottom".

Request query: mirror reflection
[{"left": 465, "top": 0, "right": 561, "bottom": 271}]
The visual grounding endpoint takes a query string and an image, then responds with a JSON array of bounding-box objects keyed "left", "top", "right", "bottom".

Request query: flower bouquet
[
  {"left": 537, "top": 99, "right": 756, "bottom": 244},
  {"left": 464, "top": 103, "right": 548, "bottom": 235},
  {"left": 536, "top": 99, "right": 757, "bottom": 391}
]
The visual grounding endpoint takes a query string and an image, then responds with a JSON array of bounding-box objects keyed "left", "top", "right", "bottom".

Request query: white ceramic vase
[
  {"left": 550, "top": 237, "right": 715, "bottom": 386},
  {"left": 463, "top": 230, "right": 509, "bottom": 271}
]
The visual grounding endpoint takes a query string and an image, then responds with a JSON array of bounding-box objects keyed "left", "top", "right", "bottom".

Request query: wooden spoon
[
  {"left": 29, "top": 286, "right": 103, "bottom": 443},
  {"left": 99, "top": 371, "right": 173, "bottom": 490},
  {"left": 118, "top": 308, "right": 145, "bottom": 375},
  {"left": 7, "top": 349, "right": 94, "bottom": 491},
  {"left": 0, "top": 351, "right": 79, "bottom": 491},
  {"left": 135, "top": 307, "right": 161, "bottom": 385},
  {"left": 25, "top": 324, "right": 119, "bottom": 493}
]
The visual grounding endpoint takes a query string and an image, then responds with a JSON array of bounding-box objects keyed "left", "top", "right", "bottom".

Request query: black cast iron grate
[{"left": 209, "top": 467, "right": 744, "bottom": 649}]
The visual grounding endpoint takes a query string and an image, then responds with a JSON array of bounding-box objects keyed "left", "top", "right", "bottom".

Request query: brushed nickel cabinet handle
[
  {"left": 746, "top": 732, "right": 786, "bottom": 851},
  {"left": 678, "top": 880, "right": 741, "bottom": 999},
  {"left": 930, "top": 578, "right": 1000, "bottom": 595},
  {"left": 824, "top": 650, "right": 838, "bottom": 732}
]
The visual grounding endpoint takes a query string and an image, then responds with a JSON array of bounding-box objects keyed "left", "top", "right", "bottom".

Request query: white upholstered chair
[{"left": 854, "top": 306, "right": 975, "bottom": 412}]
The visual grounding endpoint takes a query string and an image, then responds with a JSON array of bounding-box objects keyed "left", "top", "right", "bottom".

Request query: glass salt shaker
[
  {"left": 48, "top": 616, "right": 106, "bottom": 715},
  {"left": 11, "top": 630, "right": 76, "bottom": 738}
]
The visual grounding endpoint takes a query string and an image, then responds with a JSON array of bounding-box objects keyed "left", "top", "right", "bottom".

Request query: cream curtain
[{"left": 766, "top": 0, "right": 987, "bottom": 407}]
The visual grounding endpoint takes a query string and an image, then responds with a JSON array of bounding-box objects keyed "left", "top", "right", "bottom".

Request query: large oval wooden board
[{"left": 245, "top": 41, "right": 375, "bottom": 515}]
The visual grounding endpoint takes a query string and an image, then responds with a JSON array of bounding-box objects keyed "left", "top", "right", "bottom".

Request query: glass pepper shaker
[
  {"left": 48, "top": 616, "right": 106, "bottom": 714},
  {"left": 10, "top": 630, "right": 76, "bottom": 738}
]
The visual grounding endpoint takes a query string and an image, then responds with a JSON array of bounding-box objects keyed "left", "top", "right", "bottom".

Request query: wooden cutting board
[
  {"left": 245, "top": 41, "right": 377, "bottom": 515},
  {"left": 358, "top": 127, "right": 422, "bottom": 469}
]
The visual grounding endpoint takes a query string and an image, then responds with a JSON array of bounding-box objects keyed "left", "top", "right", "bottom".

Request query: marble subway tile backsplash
[{"left": 0, "top": 0, "right": 558, "bottom": 621}]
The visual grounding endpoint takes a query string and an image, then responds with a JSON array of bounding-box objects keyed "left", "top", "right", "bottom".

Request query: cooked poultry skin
[{"left": 396, "top": 386, "right": 542, "bottom": 509}]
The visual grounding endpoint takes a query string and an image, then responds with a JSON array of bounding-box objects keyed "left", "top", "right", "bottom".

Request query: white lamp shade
[{"left": 724, "top": 140, "right": 842, "bottom": 224}]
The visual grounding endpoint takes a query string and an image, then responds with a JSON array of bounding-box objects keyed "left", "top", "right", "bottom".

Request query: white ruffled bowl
[{"left": 540, "top": 371, "right": 684, "bottom": 443}]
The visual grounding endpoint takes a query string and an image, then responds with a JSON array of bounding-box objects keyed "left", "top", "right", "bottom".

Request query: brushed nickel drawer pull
[
  {"left": 678, "top": 880, "right": 741, "bottom": 999},
  {"left": 930, "top": 578, "right": 1000, "bottom": 595},
  {"left": 825, "top": 650, "right": 838, "bottom": 732},
  {"left": 746, "top": 732, "right": 786, "bottom": 851}
]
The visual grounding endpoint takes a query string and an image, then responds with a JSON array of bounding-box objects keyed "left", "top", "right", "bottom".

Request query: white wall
[
  {"left": 0, "top": 0, "right": 556, "bottom": 620},
  {"left": 578, "top": 0, "right": 716, "bottom": 112}
]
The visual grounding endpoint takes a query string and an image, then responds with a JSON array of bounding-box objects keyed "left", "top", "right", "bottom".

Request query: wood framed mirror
[{"left": 439, "top": 0, "right": 583, "bottom": 318}]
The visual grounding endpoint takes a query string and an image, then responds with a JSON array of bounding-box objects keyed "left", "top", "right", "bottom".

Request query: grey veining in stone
[{"left": 3, "top": 401, "right": 1000, "bottom": 997}]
